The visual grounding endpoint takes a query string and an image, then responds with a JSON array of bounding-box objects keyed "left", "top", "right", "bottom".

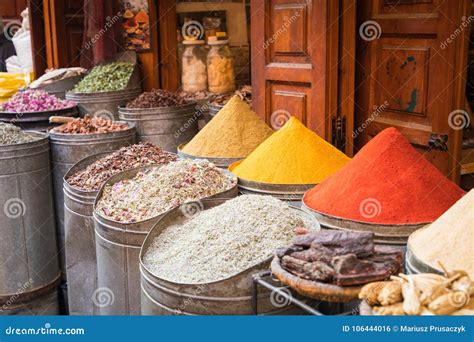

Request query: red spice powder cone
[{"left": 303, "top": 127, "right": 465, "bottom": 224}]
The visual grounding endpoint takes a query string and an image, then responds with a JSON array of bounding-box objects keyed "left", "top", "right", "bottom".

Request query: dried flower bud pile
[
  {"left": 359, "top": 264, "right": 472, "bottom": 315},
  {"left": 0, "top": 123, "right": 39, "bottom": 145},
  {"left": 96, "top": 159, "right": 236, "bottom": 223},
  {"left": 126, "top": 89, "right": 187, "bottom": 108},
  {"left": 0, "top": 89, "right": 76, "bottom": 113},
  {"left": 143, "top": 195, "right": 312, "bottom": 284},
  {"left": 52, "top": 115, "right": 128, "bottom": 134},
  {"left": 72, "top": 62, "right": 134, "bottom": 93},
  {"left": 66, "top": 143, "right": 178, "bottom": 191}
]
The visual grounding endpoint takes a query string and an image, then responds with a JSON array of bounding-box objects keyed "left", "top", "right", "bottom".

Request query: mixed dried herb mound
[
  {"left": 72, "top": 62, "right": 134, "bottom": 93},
  {"left": 95, "top": 159, "right": 237, "bottom": 223},
  {"left": 0, "top": 123, "right": 39, "bottom": 145},
  {"left": 126, "top": 89, "right": 187, "bottom": 108},
  {"left": 51, "top": 115, "right": 129, "bottom": 134},
  {"left": 0, "top": 89, "right": 76, "bottom": 112},
  {"left": 276, "top": 230, "right": 402, "bottom": 286},
  {"left": 66, "top": 142, "right": 178, "bottom": 191},
  {"left": 143, "top": 195, "right": 313, "bottom": 284}
]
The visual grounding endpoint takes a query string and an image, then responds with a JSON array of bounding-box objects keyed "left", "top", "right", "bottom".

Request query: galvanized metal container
[
  {"left": 93, "top": 165, "right": 238, "bottom": 315},
  {"left": 177, "top": 143, "right": 241, "bottom": 169},
  {"left": 301, "top": 201, "right": 427, "bottom": 246},
  {"left": 35, "top": 74, "right": 84, "bottom": 99},
  {"left": 49, "top": 124, "right": 136, "bottom": 279},
  {"left": 118, "top": 101, "right": 199, "bottom": 153},
  {"left": 139, "top": 198, "right": 320, "bottom": 315},
  {"left": 0, "top": 284, "right": 60, "bottom": 316},
  {"left": 66, "top": 88, "right": 142, "bottom": 119},
  {"left": 63, "top": 152, "right": 110, "bottom": 315},
  {"left": 0, "top": 132, "right": 61, "bottom": 315},
  {"left": 405, "top": 233, "right": 443, "bottom": 275},
  {"left": 0, "top": 106, "right": 79, "bottom": 132}
]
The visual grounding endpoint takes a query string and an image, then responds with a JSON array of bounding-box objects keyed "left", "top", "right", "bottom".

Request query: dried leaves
[
  {"left": 126, "top": 89, "right": 187, "bottom": 108},
  {"left": 52, "top": 115, "right": 128, "bottom": 134},
  {"left": 66, "top": 142, "right": 178, "bottom": 191},
  {"left": 0, "top": 123, "right": 38, "bottom": 145}
]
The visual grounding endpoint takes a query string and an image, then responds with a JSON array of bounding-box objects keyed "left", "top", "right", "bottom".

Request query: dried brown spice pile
[
  {"left": 52, "top": 115, "right": 128, "bottom": 134},
  {"left": 209, "top": 85, "right": 252, "bottom": 106},
  {"left": 126, "top": 89, "right": 188, "bottom": 109},
  {"left": 66, "top": 142, "right": 178, "bottom": 191}
]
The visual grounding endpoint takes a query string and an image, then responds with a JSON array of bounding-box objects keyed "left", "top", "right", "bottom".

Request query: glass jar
[
  {"left": 207, "top": 40, "right": 236, "bottom": 94},
  {"left": 181, "top": 40, "right": 208, "bottom": 93}
]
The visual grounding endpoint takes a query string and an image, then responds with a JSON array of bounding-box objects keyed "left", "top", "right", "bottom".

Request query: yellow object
[
  {"left": 0, "top": 72, "right": 33, "bottom": 102},
  {"left": 229, "top": 117, "right": 350, "bottom": 184},
  {"left": 182, "top": 95, "right": 273, "bottom": 158}
]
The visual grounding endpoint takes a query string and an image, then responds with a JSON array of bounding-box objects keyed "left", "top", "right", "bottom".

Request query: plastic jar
[
  {"left": 181, "top": 40, "right": 208, "bottom": 92},
  {"left": 207, "top": 40, "right": 236, "bottom": 94}
]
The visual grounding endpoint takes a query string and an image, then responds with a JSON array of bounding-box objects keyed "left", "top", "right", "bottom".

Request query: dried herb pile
[
  {"left": 66, "top": 142, "right": 178, "bottom": 191},
  {"left": 95, "top": 159, "right": 236, "bottom": 223},
  {"left": 143, "top": 195, "right": 313, "bottom": 284},
  {"left": 0, "top": 123, "right": 39, "bottom": 145},
  {"left": 0, "top": 89, "right": 76, "bottom": 112},
  {"left": 52, "top": 115, "right": 128, "bottom": 134},
  {"left": 126, "top": 89, "right": 187, "bottom": 109},
  {"left": 72, "top": 62, "right": 134, "bottom": 93}
]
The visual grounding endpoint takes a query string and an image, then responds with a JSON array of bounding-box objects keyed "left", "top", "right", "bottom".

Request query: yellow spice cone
[
  {"left": 182, "top": 95, "right": 273, "bottom": 158},
  {"left": 230, "top": 116, "right": 350, "bottom": 184}
]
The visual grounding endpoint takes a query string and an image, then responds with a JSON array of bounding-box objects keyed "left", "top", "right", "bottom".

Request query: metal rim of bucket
[
  {"left": 139, "top": 198, "right": 320, "bottom": 290},
  {"left": 0, "top": 131, "right": 49, "bottom": 153},
  {"left": 93, "top": 162, "right": 238, "bottom": 229},
  {"left": 0, "top": 106, "right": 79, "bottom": 122},
  {"left": 63, "top": 151, "right": 112, "bottom": 197},
  {"left": 0, "top": 274, "right": 61, "bottom": 305},
  {"left": 206, "top": 102, "right": 224, "bottom": 117},
  {"left": 300, "top": 201, "right": 429, "bottom": 245},
  {"left": 118, "top": 101, "right": 198, "bottom": 116},
  {"left": 405, "top": 234, "right": 444, "bottom": 275},
  {"left": 65, "top": 87, "right": 142, "bottom": 102},
  {"left": 48, "top": 121, "right": 136, "bottom": 144},
  {"left": 177, "top": 143, "right": 243, "bottom": 168}
]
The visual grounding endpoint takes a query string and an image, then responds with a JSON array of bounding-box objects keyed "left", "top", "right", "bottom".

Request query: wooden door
[
  {"left": 355, "top": 0, "right": 470, "bottom": 181},
  {"left": 44, "top": 0, "right": 85, "bottom": 68},
  {"left": 251, "top": 0, "right": 348, "bottom": 144}
]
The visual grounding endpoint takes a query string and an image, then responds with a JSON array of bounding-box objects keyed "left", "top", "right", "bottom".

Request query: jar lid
[
  {"left": 183, "top": 39, "right": 205, "bottom": 45},
  {"left": 208, "top": 39, "right": 229, "bottom": 45}
]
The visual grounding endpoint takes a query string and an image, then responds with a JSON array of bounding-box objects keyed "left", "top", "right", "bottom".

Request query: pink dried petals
[{"left": 0, "top": 89, "right": 76, "bottom": 113}]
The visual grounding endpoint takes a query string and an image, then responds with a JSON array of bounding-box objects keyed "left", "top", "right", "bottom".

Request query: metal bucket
[
  {"left": 139, "top": 198, "right": 320, "bottom": 315},
  {"left": 93, "top": 165, "right": 238, "bottom": 315},
  {"left": 66, "top": 88, "right": 142, "bottom": 119},
  {"left": 0, "top": 106, "right": 79, "bottom": 132},
  {"left": 177, "top": 143, "right": 241, "bottom": 169},
  {"left": 0, "top": 133, "right": 61, "bottom": 315},
  {"left": 228, "top": 163, "right": 315, "bottom": 207},
  {"left": 207, "top": 103, "right": 223, "bottom": 118},
  {"left": 63, "top": 152, "right": 110, "bottom": 315},
  {"left": 35, "top": 74, "right": 85, "bottom": 99},
  {"left": 301, "top": 201, "right": 427, "bottom": 246},
  {"left": 405, "top": 237, "right": 443, "bottom": 275},
  {"left": 49, "top": 124, "right": 136, "bottom": 279},
  {"left": 118, "top": 101, "right": 199, "bottom": 153},
  {"left": 0, "top": 285, "right": 60, "bottom": 316}
]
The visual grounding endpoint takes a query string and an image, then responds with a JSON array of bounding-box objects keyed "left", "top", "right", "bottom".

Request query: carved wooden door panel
[
  {"left": 250, "top": 0, "right": 342, "bottom": 142},
  {"left": 355, "top": 0, "right": 470, "bottom": 180}
]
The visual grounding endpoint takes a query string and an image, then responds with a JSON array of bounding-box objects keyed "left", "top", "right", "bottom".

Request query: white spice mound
[
  {"left": 409, "top": 189, "right": 473, "bottom": 277},
  {"left": 143, "top": 195, "right": 311, "bottom": 284}
]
